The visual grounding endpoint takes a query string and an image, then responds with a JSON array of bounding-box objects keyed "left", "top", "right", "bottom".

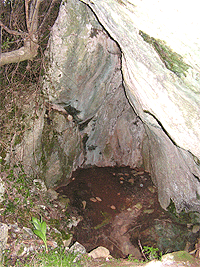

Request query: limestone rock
[
  {"left": 81, "top": 0, "right": 200, "bottom": 159},
  {"left": 0, "top": 223, "right": 9, "bottom": 262},
  {"left": 79, "top": 0, "right": 200, "bottom": 212},
  {"left": 42, "top": 0, "right": 145, "bottom": 184},
  {"left": 0, "top": 178, "right": 5, "bottom": 203},
  {"left": 88, "top": 246, "right": 110, "bottom": 259},
  {"left": 68, "top": 241, "right": 86, "bottom": 261},
  {"left": 13, "top": 0, "right": 200, "bottom": 213}
]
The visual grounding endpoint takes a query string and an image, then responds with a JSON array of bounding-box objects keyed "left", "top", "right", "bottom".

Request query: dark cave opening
[{"left": 55, "top": 166, "right": 198, "bottom": 260}]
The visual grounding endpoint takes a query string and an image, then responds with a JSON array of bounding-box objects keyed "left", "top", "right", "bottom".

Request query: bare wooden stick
[{"left": 138, "top": 239, "right": 147, "bottom": 261}]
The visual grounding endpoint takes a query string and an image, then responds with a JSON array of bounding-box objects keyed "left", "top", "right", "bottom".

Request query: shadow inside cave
[{"left": 56, "top": 166, "right": 198, "bottom": 260}]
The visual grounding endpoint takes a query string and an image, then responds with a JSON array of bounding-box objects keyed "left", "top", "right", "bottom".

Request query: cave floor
[{"left": 56, "top": 166, "right": 197, "bottom": 261}]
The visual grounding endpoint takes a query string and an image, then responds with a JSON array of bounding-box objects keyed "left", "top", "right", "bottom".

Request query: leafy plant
[
  {"left": 127, "top": 254, "right": 139, "bottom": 262},
  {"left": 143, "top": 246, "right": 162, "bottom": 261},
  {"left": 31, "top": 216, "right": 48, "bottom": 253},
  {"left": 15, "top": 248, "right": 82, "bottom": 267}
]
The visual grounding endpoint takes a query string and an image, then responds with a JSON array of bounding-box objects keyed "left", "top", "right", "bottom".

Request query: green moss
[
  {"left": 103, "top": 143, "right": 112, "bottom": 158},
  {"left": 167, "top": 199, "right": 199, "bottom": 224},
  {"left": 171, "top": 251, "right": 196, "bottom": 263},
  {"left": 139, "top": 31, "right": 190, "bottom": 77},
  {"left": 94, "top": 211, "right": 111, "bottom": 230}
]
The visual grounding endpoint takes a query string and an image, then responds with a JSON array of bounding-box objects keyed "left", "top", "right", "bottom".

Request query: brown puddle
[{"left": 56, "top": 166, "right": 198, "bottom": 259}]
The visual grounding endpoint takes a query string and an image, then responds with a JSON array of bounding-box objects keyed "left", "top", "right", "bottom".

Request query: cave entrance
[{"left": 56, "top": 166, "right": 196, "bottom": 260}]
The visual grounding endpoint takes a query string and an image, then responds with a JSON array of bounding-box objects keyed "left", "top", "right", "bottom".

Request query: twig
[
  {"left": 0, "top": 21, "right": 26, "bottom": 36},
  {"left": 138, "top": 239, "right": 147, "bottom": 261}
]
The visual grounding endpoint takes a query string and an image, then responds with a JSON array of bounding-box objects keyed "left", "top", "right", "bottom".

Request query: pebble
[
  {"left": 148, "top": 186, "right": 156, "bottom": 193},
  {"left": 67, "top": 115, "right": 73, "bottom": 121},
  {"left": 110, "top": 205, "right": 116, "bottom": 210},
  {"left": 96, "top": 197, "right": 102, "bottom": 202},
  {"left": 90, "top": 197, "right": 97, "bottom": 202},
  {"left": 128, "top": 178, "right": 134, "bottom": 184},
  {"left": 134, "top": 203, "right": 143, "bottom": 210},
  {"left": 82, "top": 200, "right": 86, "bottom": 209},
  {"left": 192, "top": 225, "right": 200, "bottom": 233},
  {"left": 143, "top": 209, "right": 154, "bottom": 214},
  {"left": 88, "top": 246, "right": 110, "bottom": 259}
]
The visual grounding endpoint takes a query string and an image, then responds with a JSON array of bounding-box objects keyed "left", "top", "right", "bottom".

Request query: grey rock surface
[
  {"left": 0, "top": 223, "right": 9, "bottom": 263},
  {"left": 13, "top": 0, "right": 200, "bottom": 213}
]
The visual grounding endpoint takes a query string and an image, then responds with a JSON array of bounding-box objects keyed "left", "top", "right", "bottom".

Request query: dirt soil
[{"left": 56, "top": 166, "right": 197, "bottom": 262}]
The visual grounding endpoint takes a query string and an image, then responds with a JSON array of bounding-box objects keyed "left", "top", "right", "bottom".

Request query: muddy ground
[{"left": 56, "top": 166, "right": 199, "bottom": 261}]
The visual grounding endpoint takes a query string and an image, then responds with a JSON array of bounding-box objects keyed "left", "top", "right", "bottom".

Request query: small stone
[
  {"left": 128, "top": 178, "right": 134, "bottom": 184},
  {"left": 67, "top": 114, "right": 73, "bottom": 121},
  {"left": 120, "top": 177, "right": 124, "bottom": 180},
  {"left": 192, "top": 225, "right": 200, "bottom": 233},
  {"left": 96, "top": 196, "right": 102, "bottom": 202},
  {"left": 90, "top": 197, "right": 97, "bottom": 202},
  {"left": 88, "top": 246, "right": 110, "bottom": 259},
  {"left": 120, "top": 181, "right": 124, "bottom": 184},
  {"left": 134, "top": 203, "right": 143, "bottom": 210},
  {"left": 82, "top": 200, "right": 86, "bottom": 209},
  {"left": 140, "top": 183, "right": 144, "bottom": 187},
  {"left": 63, "top": 235, "right": 73, "bottom": 247},
  {"left": 143, "top": 209, "right": 154, "bottom": 214},
  {"left": 148, "top": 186, "right": 156, "bottom": 193},
  {"left": 110, "top": 205, "right": 116, "bottom": 210},
  {"left": 69, "top": 241, "right": 86, "bottom": 261},
  {"left": 124, "top": 173, "right": 130, "bottom": 176}
]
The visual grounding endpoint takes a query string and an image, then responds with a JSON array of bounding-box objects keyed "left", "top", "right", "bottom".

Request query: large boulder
[
  {"left": 15, "top": 0, "right": 200, "bottom": 212},
  {"left": 78, "top": 0, "right": 200, "bottom": 211}
]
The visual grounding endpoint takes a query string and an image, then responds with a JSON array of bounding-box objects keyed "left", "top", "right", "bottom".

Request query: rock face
[
  {"left": 16, "top": 0, "right": 144, "bottom": 187},
  {"left": 15, "top": 0, "right": 200, "bottom": 212},
  {"left": 77, "top": 0, "right": 200, "bottom": 212}
]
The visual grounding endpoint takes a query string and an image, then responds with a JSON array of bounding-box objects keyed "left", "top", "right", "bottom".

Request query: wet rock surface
[{"left": 56, "top": 166, "right": 200, "bottom": 260}]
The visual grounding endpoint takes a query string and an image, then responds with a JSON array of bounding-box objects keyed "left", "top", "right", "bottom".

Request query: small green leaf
[
  {"left": 32, "top": 216, "right": 48, "bottom": 253},
  {"left": 41, "top": 221, "right": 46, "bottom": 235},
  {"left": 32, "top": 217, "right": 41, "bottom": 230},
  {"left": 33, "top": 229, "right": 45, "bottom": 242}
]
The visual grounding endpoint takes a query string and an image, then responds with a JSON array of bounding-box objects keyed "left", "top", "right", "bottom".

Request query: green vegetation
[
  {"left": 143, "top": 246, "right": 162, "bottom": 261},
  {"left": 0, "top": 162, "right": 74, "bottom": 266},
  {"left": 139, "top": 30, "right": 190, "bottom": 77},
  {"left": 31, "top": 216, "right": 48, "bottom": 253},
  {"left": 13, "top": 248, "right": 82, "bottom": 267},
  {"left": 127, "top": 245, "right": 162, "bottom": 263},
  {"left": 167, "top": 199, "right": 200, "bottom": 224}
]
